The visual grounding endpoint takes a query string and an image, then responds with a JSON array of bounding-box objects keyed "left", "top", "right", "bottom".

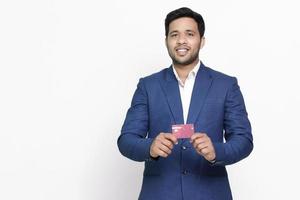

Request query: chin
[
  {"left": 174, "top": 57, "right": 188, "bottom": 63},
  {"left": 175, "top": 59, "right": 193, "bottom": 66}
]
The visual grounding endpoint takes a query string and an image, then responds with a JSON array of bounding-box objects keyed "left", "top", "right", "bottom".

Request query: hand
[
  {"left": 150, "top": 133, "right": 178, "bottom": 158},
  {"left": 190, "top": 133, "right": 216, "bottom": 162}
]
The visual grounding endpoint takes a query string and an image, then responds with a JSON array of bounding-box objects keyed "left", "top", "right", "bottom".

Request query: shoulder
[
  {"left": 203, "top": 65, "right": 237, "bottom": 85},
  {"left": 139, "top": 67, "right": 170, "bottom": 84}
]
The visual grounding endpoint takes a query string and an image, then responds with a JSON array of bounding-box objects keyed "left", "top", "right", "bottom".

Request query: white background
[{"left": 1, "top": 0, "right": 300, "bottom": 199}]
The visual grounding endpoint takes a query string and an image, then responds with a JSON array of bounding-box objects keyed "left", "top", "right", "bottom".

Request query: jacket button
[
  {"left": 182, "top": 146, "right": 187, "bottom": 150},
  {"left": 182, "top": 170, "right": 188, "bottom": 175}
]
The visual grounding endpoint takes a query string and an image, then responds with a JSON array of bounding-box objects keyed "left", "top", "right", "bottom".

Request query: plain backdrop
[{"left": 1, "top": 0, "right": 300, "bottom": 199}]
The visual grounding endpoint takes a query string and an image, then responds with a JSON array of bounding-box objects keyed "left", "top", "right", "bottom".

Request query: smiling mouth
[
  {"left": 177, "top": 49, "right": 188, "bottom": 52},
  {"left": 176, "top": 47, "right": 189, "bottom": 55}
]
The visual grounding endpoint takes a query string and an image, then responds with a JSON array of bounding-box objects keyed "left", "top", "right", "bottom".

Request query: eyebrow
[
  {"left": 169, "top": 30, "right": 178, "bottom": 35},
  {"left": 186, "top": 30, "right": 196, "bottom": 33},
  {"left": 169, "top": 30, "right": 196, "bottom": 35}
]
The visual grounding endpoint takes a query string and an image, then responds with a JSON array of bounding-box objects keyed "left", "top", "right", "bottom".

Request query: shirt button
[{"left": 182, "top": 146, "right": 187, "bottom": 150}]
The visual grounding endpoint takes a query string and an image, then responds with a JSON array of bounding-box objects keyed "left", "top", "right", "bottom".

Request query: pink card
[{"left": 172, "top": 124, "right": 194, "bottom": 139}]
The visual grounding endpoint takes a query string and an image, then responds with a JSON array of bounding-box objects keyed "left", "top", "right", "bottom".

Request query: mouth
[{"left": 175, "top": 47, "right": 189, "bottom": 56}]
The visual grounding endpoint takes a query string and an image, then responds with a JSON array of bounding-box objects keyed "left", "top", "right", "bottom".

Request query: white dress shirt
[{"left": 172, "top": 61, "right": 200, "bottom": 124}]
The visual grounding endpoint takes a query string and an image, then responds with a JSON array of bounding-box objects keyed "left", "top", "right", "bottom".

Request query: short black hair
[{"left": 165, "top": 7, "right": 205, "bottom": 38}]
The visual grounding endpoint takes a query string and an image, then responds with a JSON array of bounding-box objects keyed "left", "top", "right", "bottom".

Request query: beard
[
  {"left": 171, "top": 51, "right": 199, "bottom": 66},
  {"left": 167, "top": 45, "right": 200, "bottom": 67}
]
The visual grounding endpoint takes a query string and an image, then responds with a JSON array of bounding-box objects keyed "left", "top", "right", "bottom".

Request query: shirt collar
[{"left": 172, "top": 60, "right": 200, "bottom": 86}]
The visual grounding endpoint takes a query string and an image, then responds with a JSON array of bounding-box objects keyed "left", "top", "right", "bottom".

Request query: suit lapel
[
  {"left": 186, "top": 63, "right": 213, "bottom": 124},
  {"left": 159, "top": 63, "right": 213, "bottom": 125},
  {"left": 159, "top": 67, "right": 184, "bottom": 125}
]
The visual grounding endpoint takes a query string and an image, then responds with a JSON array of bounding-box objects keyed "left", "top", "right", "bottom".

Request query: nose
[{"left": 176, "top": 34, "right": 187, "bottom": 45}]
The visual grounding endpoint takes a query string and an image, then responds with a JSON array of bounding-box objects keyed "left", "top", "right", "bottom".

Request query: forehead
[{"left": 168, "top": 17, "right": 198, "bottom": 32}]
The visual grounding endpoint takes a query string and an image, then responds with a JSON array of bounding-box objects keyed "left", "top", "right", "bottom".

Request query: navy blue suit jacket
[{"left": 118, "top": 62, "right": 253, "bottom": 200}]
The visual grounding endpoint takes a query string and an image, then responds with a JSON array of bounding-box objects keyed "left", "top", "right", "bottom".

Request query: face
[{"left": 166, "top": 17, "right": 205, "bottom": 67}]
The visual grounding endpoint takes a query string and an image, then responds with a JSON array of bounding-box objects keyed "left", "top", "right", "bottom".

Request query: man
[{"left": 118, "top": 7, "right": 253, "bottom": 200}]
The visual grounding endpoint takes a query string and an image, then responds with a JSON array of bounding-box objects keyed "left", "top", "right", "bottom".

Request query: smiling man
[{"left": 118, "top": 7, "right": 253, "bottom": 200}]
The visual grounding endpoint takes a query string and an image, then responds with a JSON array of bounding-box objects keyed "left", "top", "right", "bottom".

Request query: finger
[
  {"left": 199, "top": 147, "right": 216, "bottom": 161},
  {"left": 158, "top": 143, "right": 172, "bottom": 155},
  {"left": 156, "top": 149, "right": 169, "bottom": 158},
  {"left": 153, "top": 138, "right": 172, "bottom": 152},
  {"left": 196, "top": 142, "right": 209, "bottom": 151},
  {"left": 192, "top": 137, "right": 207, "bottom": 149},
  {"left": 160, "top": 139, "right": 174, "bottom": 150},
  {"left": 190, "top": 132, "right": 206, "bottom": 142},
  {"left": 199, "top": 146, "right": 210, "bottom": 155},
  {"left": 195, "top": 146, "right": 213, "bottom": 159},
  {"left": 190, "top": 133, "right": 201, "bottom": 141},
  {"left": 163, "top": 133, "right": 178, "bottom": 145},
  {"left": 156, "top": 136, "right": 173, "bottom": 149}
]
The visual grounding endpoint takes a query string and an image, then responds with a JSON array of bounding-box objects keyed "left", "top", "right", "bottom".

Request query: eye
[
  {"left": 170, "top": 33, "right": 178, "bottom": 38},
  {"left": 187, "top": 32, "right": 194, "bottom": 36}
]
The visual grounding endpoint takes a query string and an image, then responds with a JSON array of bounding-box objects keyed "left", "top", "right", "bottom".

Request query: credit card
[{"left": 172, "top": 124, "right": 194, "bottom": 139}]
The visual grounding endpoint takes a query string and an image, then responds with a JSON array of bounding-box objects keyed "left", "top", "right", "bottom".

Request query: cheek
[
  {"left": 191, "top": 42, "right": 201, "bottom": 52},
  {"left": 167, "top": 37, "right": 177, "bottom": 45},
  {"left": 166, "top": 41, "right": 174, "bottom": 49},
  {"left": 189, "top": 39, "right": 201, "bottom": 48},
  {"left": 166, "top": 44, "right": 176, "bottom": 55}
]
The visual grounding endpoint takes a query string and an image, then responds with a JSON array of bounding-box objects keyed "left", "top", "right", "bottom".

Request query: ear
[{"left": 200, "top": 37, "right": 205, "bottom": 49}]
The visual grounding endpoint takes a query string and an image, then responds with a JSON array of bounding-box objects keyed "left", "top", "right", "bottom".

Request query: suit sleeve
[
  {"left": 117, "top": 78, "right": 154, "bottom": 162},
  {"left": 213, "top": 77, "right": 253, "bottom": 166}
]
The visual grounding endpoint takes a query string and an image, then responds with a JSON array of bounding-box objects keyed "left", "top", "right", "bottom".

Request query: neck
[{"left": 173, "top": 58, "right": 199, "bottom": 82}]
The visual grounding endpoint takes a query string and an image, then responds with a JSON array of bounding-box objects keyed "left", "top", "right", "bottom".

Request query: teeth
[{"left": 177, "top": 49, "right": 187, "bottom": 52}]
